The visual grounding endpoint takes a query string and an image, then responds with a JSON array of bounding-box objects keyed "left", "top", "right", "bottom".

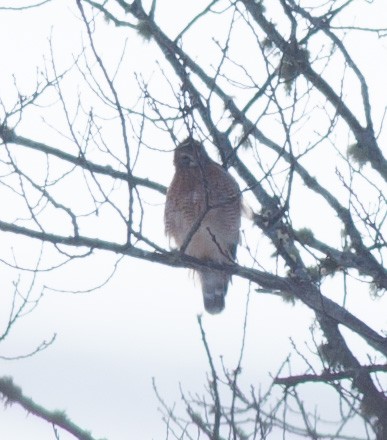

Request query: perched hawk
[{"left": 165, "top": 138, "right": 241, "bottom": 314}]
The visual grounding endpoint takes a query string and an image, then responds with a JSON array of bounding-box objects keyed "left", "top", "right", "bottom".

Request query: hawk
[{"left": 165, "top": 138, "right": 241, "bottom": 314}]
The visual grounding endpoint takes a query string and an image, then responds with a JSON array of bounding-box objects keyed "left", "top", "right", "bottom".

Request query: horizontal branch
[
  {"left": 0, "top": 218, "right": 386, "bottom": 357},
  {"left": 0, "top": 376, "right": 98, "bottom": 440},
  {"left": 274, "top": 364, "right": 387, "bottom": 387},
  {"left": 0, "top": 129, "right": 166, "bottom": 195}
]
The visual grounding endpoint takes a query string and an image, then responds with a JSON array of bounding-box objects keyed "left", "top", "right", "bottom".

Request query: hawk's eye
[{"left": 180, "top": 154, "right": 194, "bottom": 167}]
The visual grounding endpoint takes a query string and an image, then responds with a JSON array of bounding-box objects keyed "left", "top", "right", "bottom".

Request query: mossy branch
[{"left": 0, "top": 377, "right": 100, "bottom": 440}]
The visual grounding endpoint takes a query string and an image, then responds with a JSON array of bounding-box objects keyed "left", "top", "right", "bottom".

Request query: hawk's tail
[{"left": 199, "top": 269, "right": 230, "bottom": 314}]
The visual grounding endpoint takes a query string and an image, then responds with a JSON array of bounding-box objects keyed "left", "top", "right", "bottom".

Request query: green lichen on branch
[
  {"left": 279, "top": 47, "right": 310, "bottom": 93},
  {"left": 51, "top": 410, "right": 70, "bottom": 425},
  {"left": 254, "top": 0, "right": 266, "bottom": 13},
  {"left": 319, "top": 255, "right": 342, "bottom": 277},
  {"left": 369, "top": 280, "right": 386, "bottom": 299},
  {"left": 306, "top": 265, "right": 320, "bottom": 282},
  {"left": 262, "top": 36, "right": 274, "bottom": 50},
  {"left": 136, "top": 20, "right": 153, "bottom": 41},
  {"left": 347, "top": 143, "right": 369, "bottom": 167},
  {"left": 0, "top": 375, "right": 99, "bottom": 440},
  {"left": 318, "top": 341, "right": 351, "bottom": 369},
  {"left": 0, "top": 377, "right": 23, "bottom": 403},
  {"left": 281, "top": 291, "right": 297, "bottom": 305},
  {"left": 295, "top": 227, "right": 315, "bottom": 245}
]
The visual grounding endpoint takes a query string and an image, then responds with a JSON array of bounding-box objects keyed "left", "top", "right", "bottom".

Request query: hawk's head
[{"left": 174, "top": 138, "right": 209, "bottom": 169}]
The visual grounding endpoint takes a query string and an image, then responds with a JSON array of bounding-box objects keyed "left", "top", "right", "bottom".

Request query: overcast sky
[{"left": 0, "top": 1, "right": 386, "bottom": 439}]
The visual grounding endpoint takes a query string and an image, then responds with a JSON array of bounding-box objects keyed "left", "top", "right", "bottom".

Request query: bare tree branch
[{"left": 0, "top": 377, "right": 99, "bottom": 440}]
